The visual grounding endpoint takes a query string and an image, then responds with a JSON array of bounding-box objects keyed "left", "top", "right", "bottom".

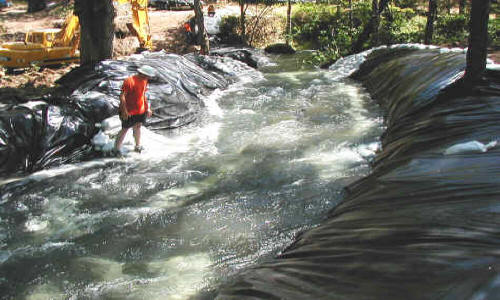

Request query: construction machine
[
  {"left": 0, "top": 13, "right": 80, "bottom": 70},
  {"left": 121, "top": 0, "right": 153, "bottom": 51},
  {"left": 0, "top": 0, "right": 152, "bottom": 70}
]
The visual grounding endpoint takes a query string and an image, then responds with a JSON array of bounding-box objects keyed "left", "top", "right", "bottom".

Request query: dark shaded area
[
  {"left": 211, "top": 47, "right": 265, "bottom": 69},
  {"left": 264, "top": 43, "right": 296, "bottom": 55},
  {"left": 0, "top": 51, "right": 257, "bottom": 177},
  {"left": 215, "top": 48, "right": 500, "bottom": 299}
]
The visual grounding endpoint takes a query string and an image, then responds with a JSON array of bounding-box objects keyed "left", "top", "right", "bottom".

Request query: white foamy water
[{"left": 1, "top": 51, "right": 384, "bottom": 300}]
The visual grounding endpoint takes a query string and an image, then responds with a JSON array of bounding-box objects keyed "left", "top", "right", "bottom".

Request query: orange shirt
[{"left": 121, "top": 75, "right": 149, "bottom": 116}]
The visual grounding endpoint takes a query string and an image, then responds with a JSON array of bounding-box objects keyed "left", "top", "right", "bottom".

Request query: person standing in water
[{"left": 114, "top": 65, "right": 156, "bottom": 155}]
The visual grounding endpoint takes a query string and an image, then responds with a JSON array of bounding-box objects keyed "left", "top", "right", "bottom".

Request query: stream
[{"left": 0, "top": 52, "right": 383, "bottom": 300}]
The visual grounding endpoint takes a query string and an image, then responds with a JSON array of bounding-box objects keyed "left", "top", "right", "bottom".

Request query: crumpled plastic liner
[
  {"left": 215, "top": 47, "right": 500, "bottom": 299},
  {"left": 0, "top": 102, "right": 94, "bottom": 176},
  {"left": 444, "top": 140, "right": 497, "bottom": 155},
  {"left": 210, "top": 47, "right": 270, "bottom": 69},
  {"left": 0, "top": 50, "right": 259, "bottom": 176}
]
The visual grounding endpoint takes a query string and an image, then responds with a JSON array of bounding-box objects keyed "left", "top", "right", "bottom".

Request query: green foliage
[
  {"left": 378, "top": 6, "right": 425, "bottom": 44},
  {"left": 291, "top": 2, "right": 427, "bottom": 66},
  {"left": 291, "top": 2, "right": 371, "bottom": 64},
  {"left": 488, "top": 16, "right": 499, "bottom": 47},
  {"left": 434, "top": 13, "right": 468, "bottom": 45},
  {"left": 394, "top": 0, "right": 419, "bottom": 9}
]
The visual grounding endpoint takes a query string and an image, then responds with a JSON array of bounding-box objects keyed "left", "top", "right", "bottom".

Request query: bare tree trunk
[
  {"left": 348, "top": 0, "right": 353, "bottom": 28},
  {"left": 74, "top": 0, "right": 115, "bottom": 66},
  {"left": 446, "top": 0, "right": 451, "bottom": 14},
  {"left": 424, "top": 0, "right": 437, "bottom": 44},
  {"left": 286, "top": 0, "right": 292, "bottom": 45},
  {"left": 239, "top": 0, "right": 247, "bottom": 44},
  {"left": 194, "top": 0, "right": 209, "bottom": 54},
  {"left": 352, "top": 0, "right": 389, "bottom": 53},
  {"left": 464, "top": 0, "right": 490, "bottom": 83},
  {"left": 27, "top": 0, "right": 46, "bottom": 13},
  {"left": 459, "top": 0, "right": 466, "bottom": 14}
]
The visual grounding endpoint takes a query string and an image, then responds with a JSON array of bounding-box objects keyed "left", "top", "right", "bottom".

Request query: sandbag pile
[{"left": 216, "top": 47, "right": 500, "bottom": 299}]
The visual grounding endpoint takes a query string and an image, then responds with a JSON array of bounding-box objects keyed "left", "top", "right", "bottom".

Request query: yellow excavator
[
  {"left": 125, "top": 0, "right": 153, "bottom": 51},
  {"left": 0, "top": 0, "right": 152, "bottom": 70}
]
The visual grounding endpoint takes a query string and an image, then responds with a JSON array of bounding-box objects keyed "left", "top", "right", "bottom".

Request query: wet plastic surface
[
  {"left": 0, "top": 51, "right": 256, "bottom": 176},
  {"left": 215, "top": 48, "right": 500, "bottom": 299}
]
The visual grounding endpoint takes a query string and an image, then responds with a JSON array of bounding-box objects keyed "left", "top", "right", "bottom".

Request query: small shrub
[
  {"left": 434, "top": 14, "right": 468, "bottom": 45},
  {"left": 379, "top": 6, "right": 425, "bottom": 44}
]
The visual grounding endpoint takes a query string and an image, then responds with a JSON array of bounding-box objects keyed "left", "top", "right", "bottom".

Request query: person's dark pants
[{"left": 121, "top": 113, "right": 147, "bottom": 129}]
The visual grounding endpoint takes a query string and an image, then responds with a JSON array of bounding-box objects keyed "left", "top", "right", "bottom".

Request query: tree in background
[
  {"left": 27, "top": 0, "right": 46, "bottom": 12},
  {"left": 351, "top": 0, "right": 390, "bottom": 53},
  {"left": 464, "top": 0, "right": 491, "bottom": 83},
  {"left": 74, "top": 0, "right": 115, "bottom": 66},
  {"left": 238, "top": 0, "right": 249, "bottom": 43},
  {"left": 194, "top": 0, "right": 209, "bottom": 54},
  {"left": 424, "top": 0, "right": 437, "bottom": 44},
  {"left": 286, "top": 0, "right": 292, "bottom": 45},
  {"left": 459, "top": 0, "right": 466, "bottom": 14}
]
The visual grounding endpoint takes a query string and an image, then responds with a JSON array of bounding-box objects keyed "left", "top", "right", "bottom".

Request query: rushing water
[{"left": 0, "top": 53, "right": 383, "bottom": 300}]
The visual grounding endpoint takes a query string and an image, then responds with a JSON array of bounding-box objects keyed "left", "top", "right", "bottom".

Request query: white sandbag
[
  {"left": 444, "top": 140, "right": 497, "bottom": 155},
  {"left": 100, "top": 116, "right": 122, "bottom": 132},
  {"left": 91, "top": 130, "right": 110, "bottom": 151}
]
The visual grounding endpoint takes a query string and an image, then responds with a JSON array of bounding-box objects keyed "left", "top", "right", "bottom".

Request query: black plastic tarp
[
  {"left": 0, "top": 51, "right": 258, "bottom": 176},
  {"left": 215, "top": 48, "right": 500, "bottom": 299}
]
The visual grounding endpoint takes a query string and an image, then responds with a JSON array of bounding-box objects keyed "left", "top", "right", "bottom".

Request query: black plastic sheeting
[
  {"left": 0, "top": 51, "right": 258, "bottom": 177},
  {"left": 215, "top": 48, "right": 500, "bottom": 299}
]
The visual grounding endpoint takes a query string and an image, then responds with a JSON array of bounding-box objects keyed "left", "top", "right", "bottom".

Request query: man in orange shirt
[{"left": 114, "top": 65, "right": 156, "bottom": 155}]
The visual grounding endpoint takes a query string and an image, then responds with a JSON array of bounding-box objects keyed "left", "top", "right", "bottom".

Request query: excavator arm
[
  {"left": 117, "top": 0, "right": 153, "bottom": 50},
  {"left": 54, "top": 14, "right": 80, "bottom": 53}
]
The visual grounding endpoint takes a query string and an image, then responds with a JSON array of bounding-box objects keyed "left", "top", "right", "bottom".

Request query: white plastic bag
[
  {"left": 91, "top": 130, "right": 110, "bottom": 151},
  {"left": 101, "top": 116, "right": 121, "bottom": 132},
  {"left": 444, "top": 140, "right": 497, "bottom": 155}
]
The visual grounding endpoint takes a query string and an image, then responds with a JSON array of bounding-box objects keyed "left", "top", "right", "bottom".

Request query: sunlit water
[{"left": 0, "top": 53, "right": 383, "bottom": 300}]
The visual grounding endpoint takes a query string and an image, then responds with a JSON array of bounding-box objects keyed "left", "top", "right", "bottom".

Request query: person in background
[
  {"left": 183, "top": 20, "right": 194, "bottom": 44},
  {"left": 207, "top": 4, "right": 215, "bottom": 17},
  {"left": 114, "top": 65, "right": 156, "bottom": 155}
]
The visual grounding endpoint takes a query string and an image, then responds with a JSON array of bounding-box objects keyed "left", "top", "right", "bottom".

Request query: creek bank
[{"left": 215, "top": 47, "right": 500, "bottom": 299}]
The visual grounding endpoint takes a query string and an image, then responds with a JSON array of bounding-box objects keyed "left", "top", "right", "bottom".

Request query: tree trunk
[
  {"left": 424, "top": 0, "right": 437, "bottom": 44},
  {"left": 446, "top": 0, "right": 451, "bottom": 14},
  {"left": 194, "top": 0, "right": 209, "bottom": 54},
  {"left": 239, "top": 0, "right": 247, "bottom": 43},
  {"left": 352, "top": 0, "right": 388, "bottom": 53},
  {"left": 74, "top": 0, "right": 115, "bottom": 67},
  {"left": 348, "top": 0, "right": 353, "bottom": 28},
  {"left": 27, "top": 0, "right": 46, "bottom": 13},
  {"left": 286, "top": 0, "right": 292, "bottom": 45},
  {"left": 459, "top": 0, "right": 466, "bottom": 14},
  {"left": 464, "top": 0, "right": 490, "bottom": 83}
]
